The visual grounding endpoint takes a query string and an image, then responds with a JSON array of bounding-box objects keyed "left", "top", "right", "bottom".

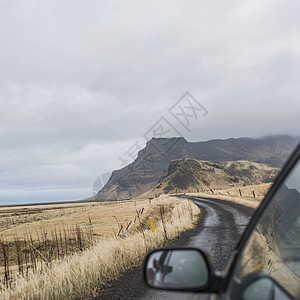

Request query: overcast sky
[{"left": 0, "top": 0, "right": 299, "bottom": 204}]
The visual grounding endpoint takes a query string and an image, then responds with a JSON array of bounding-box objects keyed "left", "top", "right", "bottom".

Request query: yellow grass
[
  {"left": 0, "top": 199, "right": 157, "bottom": 241},
  {"left": 1, "top": 199, "right": 166, "bottom": 285},
  {"left": 0, "top": 195, "right": 200, "bottom": 299},
  {"left": 187, "top": 183, "right": 273, "bottom": 209}
]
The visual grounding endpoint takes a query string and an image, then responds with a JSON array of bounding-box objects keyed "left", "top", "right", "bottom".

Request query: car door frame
[{"left": 221, "top": 143, "right": 300, "bottom": 294}]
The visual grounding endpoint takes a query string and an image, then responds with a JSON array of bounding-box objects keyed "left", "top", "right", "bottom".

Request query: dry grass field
[
  {"left": 0, "top": 182, "right": 274, "bottom": 299},
  {"left": 0, "top": 199, "right": 156, "bottom": 281},
  {"left": 187, "top": 183, "right": 273, "bottom": 208},
  {"left": 0, "top": 195, "right": 200, "bottom": 299},
  {"left": 0, "top": 200, "right": 151, "bottom": 241}
]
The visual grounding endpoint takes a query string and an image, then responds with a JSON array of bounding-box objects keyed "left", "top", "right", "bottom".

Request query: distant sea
[{"left": 0, "top": 188, "right": 91, "bottom": 206}]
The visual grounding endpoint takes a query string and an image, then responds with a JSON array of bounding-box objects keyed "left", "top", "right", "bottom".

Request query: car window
[{"left": 228, "top": 158, "right": 300, "bottom": 299}]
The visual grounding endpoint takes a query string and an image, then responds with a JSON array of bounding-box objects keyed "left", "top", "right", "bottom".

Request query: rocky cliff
[{"left": 95, "top": 135, "right": 298, "bottom": 200}]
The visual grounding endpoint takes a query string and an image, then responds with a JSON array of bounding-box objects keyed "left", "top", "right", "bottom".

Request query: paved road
[{"left": 95, "top": 197, "right": 254, "bottom": 300}]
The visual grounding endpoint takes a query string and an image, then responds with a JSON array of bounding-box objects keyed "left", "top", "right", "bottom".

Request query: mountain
[
  {"left": 142, "top": 159, "right": 279, "bottom": 197},
  {"left": 95, "top": 135, "right": 299, "bottom": 200}
]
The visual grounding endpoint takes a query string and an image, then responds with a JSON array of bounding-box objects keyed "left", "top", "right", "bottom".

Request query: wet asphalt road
[{"left": 95, "top": 197, "right": 254, "bottom": 300}]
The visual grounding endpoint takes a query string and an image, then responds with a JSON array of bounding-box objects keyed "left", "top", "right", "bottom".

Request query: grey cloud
[{"left": 0, "top": 0, "right": 299, "bottom": 204}]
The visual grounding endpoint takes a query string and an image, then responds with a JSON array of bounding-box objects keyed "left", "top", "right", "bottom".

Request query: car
[{"left": 143, "top": 143, "right": 300, "bottom": 299}]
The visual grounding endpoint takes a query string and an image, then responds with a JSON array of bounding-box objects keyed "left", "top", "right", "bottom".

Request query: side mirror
[{"left": 144, "top": 248, "right": 212, "bottom": 291}]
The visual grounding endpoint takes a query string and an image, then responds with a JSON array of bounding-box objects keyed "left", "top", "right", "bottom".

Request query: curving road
[
  {"left": 188, "top": 197, "right": 251, "bottom": 270},
  {"left": 95, "top": 197, "right": 254, "bottom": 300}
]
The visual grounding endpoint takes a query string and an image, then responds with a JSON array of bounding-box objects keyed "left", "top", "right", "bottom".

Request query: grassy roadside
[
  {"left": 0, "top": 196, "right": 200, "bottom": 300},
  {"left": 186, "top": 183, "right": 272, "bottom": 209},
  {"left": 0, "top": 198, "right": 160, "bottom": 284}
]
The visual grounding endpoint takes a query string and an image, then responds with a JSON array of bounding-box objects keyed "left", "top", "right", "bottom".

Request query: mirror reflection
[{"left": 146, "top": 249, "right": 209, "bottom": 289}]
